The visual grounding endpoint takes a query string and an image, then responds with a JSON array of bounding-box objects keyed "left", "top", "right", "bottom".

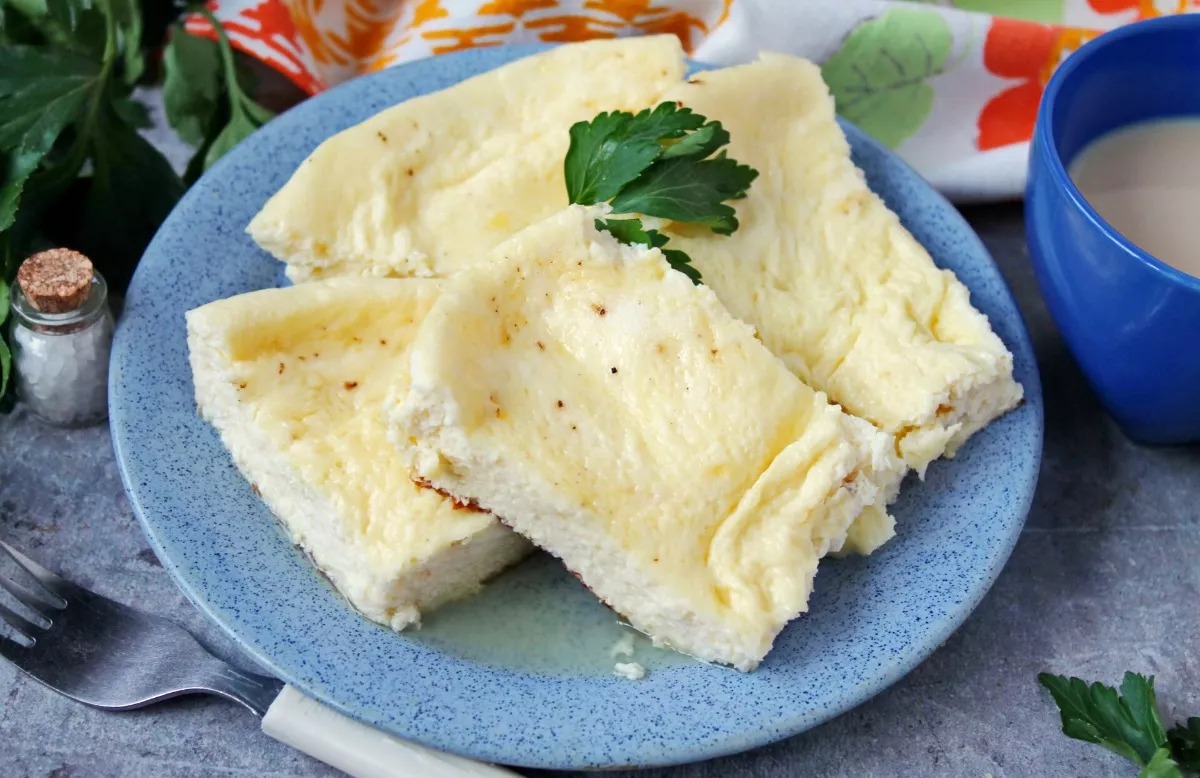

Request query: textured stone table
[{"left": 1, "top": 202, "right": 1198, "bottom": 778}]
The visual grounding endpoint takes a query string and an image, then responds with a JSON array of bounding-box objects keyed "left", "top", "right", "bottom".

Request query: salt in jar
[{"left": 9, "top": 249, "right": 114, "bottom": 427}]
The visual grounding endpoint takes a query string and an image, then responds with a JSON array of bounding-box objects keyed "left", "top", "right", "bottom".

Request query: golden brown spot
[
  {"left": 414, "top": 478, "right": 490, "bottom": 514},
  {"left": 379, "top": 339, "right": 388, "bottom": 346},
  {"left": 236, "top": 382, "right": 247, "bottom": 390},
  {"left": 313, "top": 352, "right": 320, "bottom": 358},
  {"left": 495, "top": 407, "right": 503, "bottom": 418},
  {"left": 352, "top": 336, "right": 361, "bottom": 343},
  {"left": 710, "top": 348, "right": 719, "bottom": 358},
  {"left": 571, "top": 425, "right": 577, "bottom": 431},
  {"left": 656, "top": 343, "right": 665, "bottom": 354},
  {"left": 536, "top": 341, "right": 545, "bottom": 351},
  {"left": 936, "top": 404, "right": 953, "bottom": 417},
  {"left": 593, "top": 305, "right": 607, "bottom": 316},
  {"left": 688, "top": 77, "right": 704, "bottom": 85},
  {"left": 344, "top": 381, "right": 359, "bottom": 390},
  {"left": 556, "top": 400, "right": 564, "bottom": 409},
  {"left": 278, "top": 362, "right": 285, "bottom": 374},
  {"left": 894, "top": 426, "right": 917, "bottom": 458},
  {"left": 406, "top": 168, "right": 414, "bottom": 176},
  {"left": 250, "top": 483, "right": 261, "bottom": 496},
  {"left": 298, "top": 355, "right": 307, "bottom": 361},
  {"left": 377, "top": 131, "right": 388, "bottom": 142}
]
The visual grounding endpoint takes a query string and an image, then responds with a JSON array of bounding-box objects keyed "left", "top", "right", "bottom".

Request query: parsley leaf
[
  {"left": 565, "top": 102, "right": 705, "bottom": 205},
  {"left": 162, "top": 27, "right": 220, "bottom": 146},
  {"left": 1039, "top": 672, "right": 1168, "bottom": 767},
  {"left": 594, "top": 217, "right": 702, "bottom": 285},
  {"left": 609, "top": 154, "right": 757, "bottom": 235},
  {"left": 565, "top": 101, "right": 757, "bottom": 284},
  {"left": 595, "top": 217, "right": 669, "bottom": 249},
  {"left": 1168, "top": 718, "right": 1200, "bottom": 771},
  {"left": 166, "top": 12, "right": 273, "bottom": 184},
  {"left": 0, "top": 44, "right": 98, "bottom": 232},
  {"left": 660, "top": 121, "right": 729, "bottom": 161},
  {"left": 1139, "top": 748, "right": 1184, "bottom": 778},
  {"left": 75, "top": 102, "right": 184, "bottom": 291},
  {"left": 662, "top": 248, "right": 701, "bottom": 284}
]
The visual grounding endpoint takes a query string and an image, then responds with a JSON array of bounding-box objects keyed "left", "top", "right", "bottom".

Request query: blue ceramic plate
[{"left": 110, "top": 45, "right": 1043, "bottom": 770}]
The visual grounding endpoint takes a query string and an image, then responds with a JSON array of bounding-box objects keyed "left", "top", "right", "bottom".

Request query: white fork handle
[{"left": 262, "top": 685, "right": 520, "bottom": 778}]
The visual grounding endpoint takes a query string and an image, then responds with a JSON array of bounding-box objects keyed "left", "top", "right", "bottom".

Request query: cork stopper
[{"left": 17, "top": 249, "right": 94, "bottom": 314}]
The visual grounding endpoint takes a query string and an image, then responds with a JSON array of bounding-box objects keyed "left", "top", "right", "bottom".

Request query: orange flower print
[
  {"left": 582, "top": 0, "right": 714, "bottom": 51},
  {"left": 477, "top": 0, "right": 557, "bottom": 16},
  {"left": 421, "top": 22, "right": 517, "bottom": 54},
  {"left": 977, "top": 18, "right": 1097, "bottom": 151},
  {"left": 525, "top": 14, "right": 621, "bottom": 42}
]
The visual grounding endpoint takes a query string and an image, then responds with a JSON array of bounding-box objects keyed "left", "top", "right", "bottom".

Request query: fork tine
[
  {"left": 0, "top": 630, "right": 29, "bottom": 659},
  {"left": 0, "top": 598, "right": 45, "bottom": 641},
  {"left": 0, "top": 540, "right": 70, "bottom": 604},
  {"left": 0, "top": 572, "right": 60, "bottom": 614}
]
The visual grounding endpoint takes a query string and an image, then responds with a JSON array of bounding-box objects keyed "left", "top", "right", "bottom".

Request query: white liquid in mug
[{"left": 1068, "top": 118, "right": 1200, "bottom": 280}]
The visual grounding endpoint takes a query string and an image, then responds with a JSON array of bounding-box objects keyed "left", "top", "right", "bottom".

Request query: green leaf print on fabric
[
  {"left": 947, "top": 0, "right": 1065, "bottom": 24},
  {"left": 821, "top": 7, "right": 953, "bottom": 149}
]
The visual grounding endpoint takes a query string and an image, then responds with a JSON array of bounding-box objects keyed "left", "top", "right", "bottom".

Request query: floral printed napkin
[{"left": 189, "top": 0, "right": 1200, "bottom": 202}]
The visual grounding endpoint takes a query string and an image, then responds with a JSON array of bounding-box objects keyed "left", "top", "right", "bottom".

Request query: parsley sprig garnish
[
  {"left": 1039, "top": 671, "right": 1200, "bottom": 777},
  {"left": 564, "top": 101, "right": 757, "bottom": 284}
]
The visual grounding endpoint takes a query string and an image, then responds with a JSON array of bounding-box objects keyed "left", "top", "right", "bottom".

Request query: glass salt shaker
[{"left": 9, "top": 249, "right": 115, "bottom": 427}]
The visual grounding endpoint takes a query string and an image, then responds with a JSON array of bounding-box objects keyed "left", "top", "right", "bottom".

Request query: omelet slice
[
  {"left": 249, "top": 35, "right": 686, "bottom": 282},
  {"left": 661, "top": 55, "right": 1023, "bottom": 485},
  {"left": 390, "top": 206, "right": 896, "bottom": 670},
  {"left": 186, "top": 278, "right": 530, "bottom": 631}
]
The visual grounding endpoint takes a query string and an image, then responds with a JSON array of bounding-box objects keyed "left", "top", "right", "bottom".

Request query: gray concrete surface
[{"left": 2, "top": 203, "right": 1198, "bottom": 777}]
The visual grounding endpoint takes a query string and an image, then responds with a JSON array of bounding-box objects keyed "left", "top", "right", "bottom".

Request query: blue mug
[{"left": 1026, "top": 14, "right": 1200, "bottom": 445}]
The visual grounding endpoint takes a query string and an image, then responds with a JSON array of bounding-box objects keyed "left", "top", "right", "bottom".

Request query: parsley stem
[{"left": 194, "top": 7, "right": 249, "bottom": 120}]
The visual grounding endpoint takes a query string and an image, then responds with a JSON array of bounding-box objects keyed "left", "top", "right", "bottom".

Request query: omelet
[
  {"left": 248, "top": 35, "right": 687, "bottom": 282},
  {"left": 661, "top": 55, "right": 1024, "bottom": 485},
  {"left": 390, "top": 206, "right": 896, "bottom": 670},
  {"left": 186, "top": 278, "right": 530, "bottom": 631}
]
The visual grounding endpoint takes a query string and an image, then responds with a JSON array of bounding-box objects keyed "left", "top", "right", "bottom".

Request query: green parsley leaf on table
[
  {"left": 1038, "top": 672, "right": 1167, "bottom": 766},
  {"left": 162, "top": 24, "right": 220, "bottom": 146},
  {"left": 0, "top": 45, "right": 99, "bottom": 233},
  {"left": 1169, "top": 718, "right": 1200, "bottom": 771},
  {"left": 1039, "top": 671, "right": 1200, "bottom": 777},
  {"left": 565, "top": 101, "right": 758, "bottom": 285},
  {"left": 75, "top": 102, "right": 184, "bottom": 290},
  {"left": 163, "top": 9, "right": 274, "bottom": 185},
  {"left": 1139, "top": 748, "right": 1184, "bottom": 778}
]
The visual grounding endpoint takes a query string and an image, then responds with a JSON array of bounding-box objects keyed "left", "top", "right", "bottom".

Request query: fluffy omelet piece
[
  {"left": 186, "top": 278, "right": 530, "bottom": 631},
  {"left": 390, "top": 206, "right": 896, "bottom": 671},
  {"left": 248, "top": 36, "right": 686, "bottom": 282},
  {"left": 661, "top": 55, "right": 1023, "bottom": 540}
]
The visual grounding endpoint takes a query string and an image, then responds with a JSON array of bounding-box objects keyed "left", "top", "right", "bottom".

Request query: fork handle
[
  {"left": 263, "top": 685, "right": 520, "bottom": 778},
  {"left": 198, "top": 662, "right": 285, "bottom": 717}
]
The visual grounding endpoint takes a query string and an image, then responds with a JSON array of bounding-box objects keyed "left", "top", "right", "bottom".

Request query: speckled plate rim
[{"left": 110, "top": 45, "right": 1043, "bottom": 770}]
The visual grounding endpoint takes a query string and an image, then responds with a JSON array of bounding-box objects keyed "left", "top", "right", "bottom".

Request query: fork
[{"left": 0, "top": 539, "right": 516, "bottom": 778}]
